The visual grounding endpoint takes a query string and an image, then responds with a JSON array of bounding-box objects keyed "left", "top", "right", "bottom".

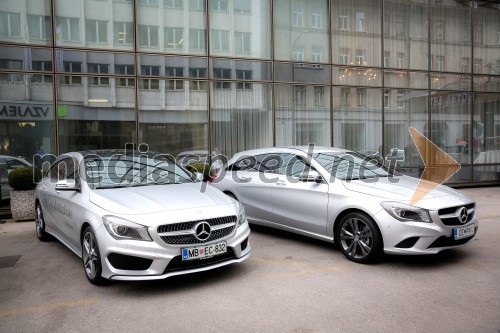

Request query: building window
[
  {"left": 339, "top": 48, "right": 349, "bottom": 65},
  {"left": 497, "top": 31, "right": 500, "bottom": 44},
  {"left": 189, "top": 29, "right": 205, "bottom": 50},
  {"left": 56, "top": 17, "right": 80, "bottom": 42},
  {"left": 86, "top": 20, "right": 108, "bottom": 43},
  {"left": 383, "top": 16, "right": 389, "bottom": 36},
  {"left": 213, "top": 68, "right": 231, "bottom": 89},
  {"left": 166, "top": 67, "right": 184, "bottom": 90},
  {"left": 292, "top": 6, "right": 305, "bottom": 28},
  {"left": 396, "top": 90, "right": 405, "bottom": 108},
  {"left": 0, "top": 59, "right": 23, "bottom": 82},
  {"left": 189, "top": 0, "right": 205, "bottom": 11},
  {"left": 433, "top": 55, "right": 444, "bottom": 71},
  {"left": 88, "top": 63, "right": 109, "bottom": 85},
  {"left": 339, "top": 15, "right": 348, "bottom": 31},
  {"left": 396, "top": 16, "right": 404, "bottom": 37},
  {"left": 31, "top": 61, "right": 52, "bottom": 83},
  {"left": 312, "top": 8, "right": 321, "bottom": 29},
  {"left": 164, "top": 0, "right": 183, "bottom": 9},
  {"left": 384, "top": 51, "right": 390, "bottom": 68},
  {"left": 461, "top": 58, "right": 470, "bottom": 73},
  {"left": 434, "top": 21, "right": 444, "bottom": 41},
  {"left": 140, "top": 65, "right": 160, "bottom": 89},
  {"left": 165, "top": 27, "right": 184, "bottom": 49},
  {"left": 384, "top": 90, "right": 390, "bottom": 108},
  {"left": 313, "top": 86, "right": 324, "bottom": 106},
  {"left": 474, "top": 25, "right": 483, "bottom": 44},
  {"left": 138, "top": 25, "right": 159, "bottom": 47},
  {"left": 474, "top": 58, "right": 482, "bottom": 74},
  {"left": 355, "top": 12, "right": 365, "bottom": 32},
  {"left": 115, "top": 64, "right": 134, "bottom": 87},
  {"left": 189, "top": 67, "right": 207, "bottom": 90},
  {"left": 61, "top": 61, "right": 82, "bottom": 85},
  {"left": 495, "top": 60, "right": 500, "bottom": 75},
  {"left": 311, "top": 47, "right": 322, "bottom": 62},
  {"left": 294, "top": 86, "right": 306, "bottom": 106},
  {"left": 235, "top": 32, "right": 250, "bottom": 53},
  {"left": 355, "top": 49, "right": 366, "bottom": 66},
  {"left": 341, "top": 88, "right": 351, "bottom": 106},
  {"left": 113, "top": 22, "right": 133, "bottom": 45},
  {"left": 210, "top": 0, "right": 228, "bottom": 12},
  {"left": 0, "top": 12, "right": 21, "bottom": 37},
  {"left": 356, "top": 88, "right": 366, "bottom": 107},
  {"left": 28, "top": 15, "right": 51, "bottom": 40},
  {"left": 236, "top": 70, "right": 252, "bottom": 90},
  {"left": 462, "top": 24, "right": 471, "bottom": 42},
  {"left": 211, "top": 30, "right": 229, "bottom": 51},
  {"left": 137, "top": 0, "right": 159, "bottom": 6},
  {"left": 292, "top": 46, "right": 304, "bottom": 62},
  {"left": 396, "top": 52, "right": 405, "bottom": 68},
  {"left": 234, "top": 0, "right": 251, "bottom": 14}
]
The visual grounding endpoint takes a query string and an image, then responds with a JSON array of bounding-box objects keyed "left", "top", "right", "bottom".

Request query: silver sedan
[
  {"left": 35, "top": 150, "right": 250, "bottom": 284},
  {"left": 211, "top": 146, "right": 477, "bottom": 263}
]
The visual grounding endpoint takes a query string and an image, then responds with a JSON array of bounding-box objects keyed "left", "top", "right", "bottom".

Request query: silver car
[
  {"left": 211, "top": 146, "right": 477, "bottom": 263},
  {"left": 35, "top": 150, "right": 250, "bottom": 284}
]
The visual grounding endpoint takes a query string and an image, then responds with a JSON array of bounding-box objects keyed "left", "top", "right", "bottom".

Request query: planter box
[{"left": 10, "top": 190, "right": 35, "bottom": 221}]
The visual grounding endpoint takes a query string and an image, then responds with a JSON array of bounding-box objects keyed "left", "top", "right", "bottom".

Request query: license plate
[
  {"left": 453, "top": 225, "right": 475, "bottom": 240},
  {"left": 181, "top": 241, "right": 227, "bottom": 261}
]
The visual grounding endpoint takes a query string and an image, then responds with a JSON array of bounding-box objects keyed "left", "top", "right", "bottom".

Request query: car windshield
[
  {"left": 84, "top": 152, "right": 193, "bottom": 189},
  {"left": 313, "top": 152, "right": 391, "bottom": 180}
]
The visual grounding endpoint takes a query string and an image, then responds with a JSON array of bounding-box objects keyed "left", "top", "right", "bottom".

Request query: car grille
[
  {"left": 157, "top": 215, "right": 237, "bottom": 245},
  {"left": 438, "top": 203, "right": 475, "bottom": 226},
  {"left": 163, "top": 248, "right": 236, "bottom": 273},
  {"left": 427, "top": 232, "right": 476, "bottom": 249}
]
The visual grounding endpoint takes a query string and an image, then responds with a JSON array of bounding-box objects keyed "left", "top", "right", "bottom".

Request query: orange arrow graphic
[{"left": 409, "top": 127, "right": 461, "bottom": 205}]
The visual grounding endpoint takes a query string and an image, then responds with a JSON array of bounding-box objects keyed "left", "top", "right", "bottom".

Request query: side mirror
[
  {"left": 56, "top": 179, "right": 79, "bottom": 191},
  {"left": 299, "top": 171, "right": 323, "bottom": 183}
]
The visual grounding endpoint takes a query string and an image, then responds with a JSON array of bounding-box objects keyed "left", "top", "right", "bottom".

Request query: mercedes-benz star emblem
[
  {"left": 459, "top": 207, "right": 469, "bottom": 224},
  {"left": 194, "top": 221, "right": 211, "bottom": 241}
]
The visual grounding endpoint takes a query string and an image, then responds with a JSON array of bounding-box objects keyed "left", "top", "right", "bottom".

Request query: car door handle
[
  {"left": 240, "top": 176, "right": 251, "bottom": 183},
  {"left": 275, "top": 180, "right": 286, "bottom": 186}
]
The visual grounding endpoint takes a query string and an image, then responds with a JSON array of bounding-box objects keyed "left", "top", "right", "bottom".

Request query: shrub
[
  {"left": 185, "top": 162, "right": 212, "bottom": 182},
  {"left": 8, "top": 167, "right": 38, "bottom": 191}
]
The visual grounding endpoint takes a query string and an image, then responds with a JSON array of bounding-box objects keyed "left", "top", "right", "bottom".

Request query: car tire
[
  {"left": 336, "top": 212, "right": 382, "bottom": 264},
  {"left": 35, "top": 203, "right": 51, "bottom": 241},
  {"left": 82, "top": 226, "right": 106, "bottom": 285}
]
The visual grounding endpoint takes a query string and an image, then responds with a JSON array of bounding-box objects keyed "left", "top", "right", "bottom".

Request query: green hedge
[
  {"left": 8, "top": 167, "right": 38, "bottom": 191},
  {"left": 185, "top": 162, "right": 212, "bottom": 182}
]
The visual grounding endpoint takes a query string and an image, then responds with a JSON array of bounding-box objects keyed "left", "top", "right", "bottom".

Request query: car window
[
  {"left": 49, "top": 158, "right": 76, "bottom": 181},
  {"left": 274, "top": 154, "right": 311, "bottom": 177},
  {"left": 314, "top": 152, "right": 390, "bottom": 180},
  {"left": 5, "top": 157, "right": 29, "bottom": 170},
  {"left": 229, "top": 154, "right": 281, "bottom": 173}
]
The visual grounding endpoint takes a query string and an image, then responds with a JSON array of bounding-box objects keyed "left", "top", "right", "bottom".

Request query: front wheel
[
  {"left": 336, "top": 212, "right": 382, "bottom": 263},
  {"left": 82, "top": 226, "right": 106, "bottom": 285}
]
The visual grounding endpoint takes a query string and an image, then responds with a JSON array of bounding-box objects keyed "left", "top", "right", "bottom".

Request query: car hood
[
  {"left": 341, "top": 175, "right": 469, "bottom": 208},
  {"left": 89, "top": 183, "right": 233, "bottom": 215}
]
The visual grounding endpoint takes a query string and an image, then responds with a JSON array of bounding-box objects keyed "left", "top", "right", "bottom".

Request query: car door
[
  {"left": 226, "top": 154, "right": 277, "bottom": 223},
  {"left": 271, "top": 154, "right": 329, "bottom": 235}
]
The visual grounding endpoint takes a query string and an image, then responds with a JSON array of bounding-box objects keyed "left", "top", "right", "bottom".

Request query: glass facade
[{"left": 0, "top": 0, "right": 499, "bottom": 186}]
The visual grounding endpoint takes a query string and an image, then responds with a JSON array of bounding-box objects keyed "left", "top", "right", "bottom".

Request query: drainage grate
[{"left": 0, "top": 255, "right": 21, "bottom": 268}]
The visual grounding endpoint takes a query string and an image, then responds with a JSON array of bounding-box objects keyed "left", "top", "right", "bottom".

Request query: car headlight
[
  {"left": 237, "top": 203, "right": 246, "bottom": 226},
  {"left": 380, "top": 202, "right": 432, "bottom": 223},
  {"left": 103, "top": 216, "right": 152, "bottom": 241}
]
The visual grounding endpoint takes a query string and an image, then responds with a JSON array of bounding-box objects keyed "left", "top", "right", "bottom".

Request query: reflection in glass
[
  {"left": 276, "top": 84, "right": 330, "bottom": 146},
  {"left": 0, "top": 74, "right": 54, "bottom": 159},
  {"left": 212, "top": 83, "right": 272, "bottom": 157},
  {"left": 57, "top": 75, "right": 135, "bottom": 153},
  {"left": 332, "top": 87, "right": 381, "bottom": 153}
]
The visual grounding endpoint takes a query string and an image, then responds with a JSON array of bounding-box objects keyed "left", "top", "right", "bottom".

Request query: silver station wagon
[
  {"left": 211, "top": 146, "right": 478, "bottom": 263},
  {"left": 35, "top": 150, "right": 250, "bottom": 284}
]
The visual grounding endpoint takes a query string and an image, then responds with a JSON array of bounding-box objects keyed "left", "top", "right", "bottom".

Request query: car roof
[{"left": 229, "top": 146, "right": 351, "bottom": 162}]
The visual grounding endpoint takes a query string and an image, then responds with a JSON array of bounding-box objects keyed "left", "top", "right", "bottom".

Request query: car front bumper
[
  {"left": 96, "top": 221, "right": 251, "bottom": 281},
  {"left": 374, "top": 209, "right": 478, "bottom": 255}
]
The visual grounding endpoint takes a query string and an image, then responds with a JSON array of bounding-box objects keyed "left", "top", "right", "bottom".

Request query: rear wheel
[
  {"left": 35, "top": 204, "right": 51, "bottom": 241},
  {"left": 336, "top": 212, "right": 382, "bottom": 263},
  {"left": 82, "top": 226, "right": 106, "bottom": 285}
]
